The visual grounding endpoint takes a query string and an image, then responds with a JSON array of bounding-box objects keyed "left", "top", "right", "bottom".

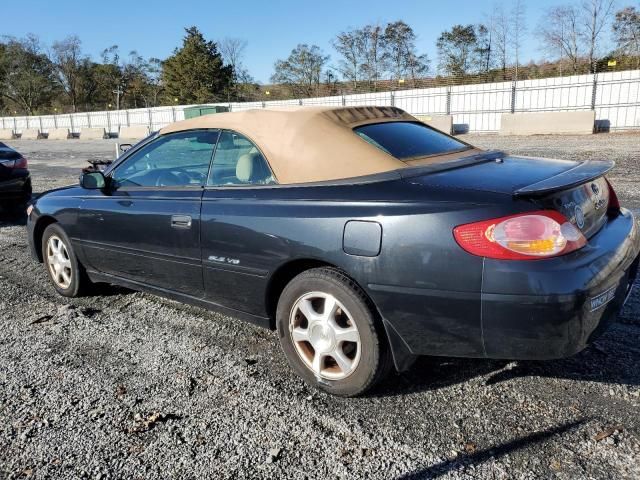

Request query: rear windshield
[{"left": 354, "top": 121, "right": 469, "bottom": 160}]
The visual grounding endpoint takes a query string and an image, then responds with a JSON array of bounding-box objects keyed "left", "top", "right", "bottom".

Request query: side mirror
[
  {"left": 119, "top": 143, "right": 132, "bottom": 153},
  {"left": 80, "top": 171, "right": 107, "bottom": 189}
]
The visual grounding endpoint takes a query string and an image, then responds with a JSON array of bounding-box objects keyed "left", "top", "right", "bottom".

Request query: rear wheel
[
  {"left": 276, "top": 267, "right": 391, "bottom": 397},
  {"left": 41, "top": 223, "right": 89, "bottom": 297}
]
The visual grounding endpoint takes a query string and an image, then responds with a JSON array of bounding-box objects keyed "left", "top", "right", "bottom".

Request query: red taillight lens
[
  {"left": 13, "top": 157, "right": 27, "bottom": 169},
  {"left": 0, "top": 157, "right": 27, "bottom": 169},
  {"left": 453, "top": 210, "right": 587, "bottom": 260},
  {"left": 605, "top": 178, "right": 620, "bottom": 214}
]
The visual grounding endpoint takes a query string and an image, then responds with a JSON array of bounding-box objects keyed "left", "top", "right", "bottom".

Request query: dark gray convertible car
[{"left": 27, "top": 106, "right": 639, "bottom": 396}]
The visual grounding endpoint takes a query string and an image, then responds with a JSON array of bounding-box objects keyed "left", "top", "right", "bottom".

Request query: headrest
[{"left": 236, "top": 152, "right": 259, "bottom": 182}]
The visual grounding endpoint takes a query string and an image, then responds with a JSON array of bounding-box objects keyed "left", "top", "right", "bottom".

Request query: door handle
[{"left": 171, "top": 215, "right": 192, "bottom": 229}]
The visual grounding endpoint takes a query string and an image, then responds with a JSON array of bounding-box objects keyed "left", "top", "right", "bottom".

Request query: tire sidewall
[
  {"left": 41, "top": 223, "right": 81, "bottom": 297},
  {"left": 276, "top": 270, "right": 382, "bottom": 396}
]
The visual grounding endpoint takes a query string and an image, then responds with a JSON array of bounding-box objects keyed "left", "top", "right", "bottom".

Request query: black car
[
  {"left": 0, "top": 142, "right": 31, "bottom": 206},
  {"left": 26, "top": 107, "right": 640, "bottom": 396}
]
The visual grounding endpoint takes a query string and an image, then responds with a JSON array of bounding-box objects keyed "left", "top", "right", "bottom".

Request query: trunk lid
[{"left": 406, "top": 153, "right": 614, "bottom": 238}]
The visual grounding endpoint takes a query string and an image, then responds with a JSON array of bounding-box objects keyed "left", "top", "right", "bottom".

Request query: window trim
[
  {"left": 109, "top": 129, "right": 220, "bottom": 190},
  {"left": 353, "top": 121, "right": 473, "bottom": 162},
  {"left": 206, "top": 128, "right": 278, "bottom": 188}
]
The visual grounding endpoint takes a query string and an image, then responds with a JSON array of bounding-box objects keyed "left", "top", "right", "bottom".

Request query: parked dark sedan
[
  {"left": 0, "top": 142, "right": 31, "bottom": 206},
  {"left": 27, "top": 107, "right": 639, "bottom": 396}
]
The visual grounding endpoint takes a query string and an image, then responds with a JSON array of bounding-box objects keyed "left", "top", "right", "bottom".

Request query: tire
[
  {"left": 276, "top": 267, "right": 392, "bottom": 397},
  {"left": 41, "top": 223, "right": 89, "bottom": 297}
]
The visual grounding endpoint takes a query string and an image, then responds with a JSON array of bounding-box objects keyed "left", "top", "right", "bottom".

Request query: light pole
[{"left": 112, "top": 86, "right": 124, "bottom": 110}]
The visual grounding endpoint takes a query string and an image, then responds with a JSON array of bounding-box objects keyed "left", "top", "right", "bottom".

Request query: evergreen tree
[{"left": 162, "top": 26, "right": 232, "bottom": 104}]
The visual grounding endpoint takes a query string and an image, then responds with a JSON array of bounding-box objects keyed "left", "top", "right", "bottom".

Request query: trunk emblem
[{"left": 575, "top": 206, "right": 585, "bottom": 229}]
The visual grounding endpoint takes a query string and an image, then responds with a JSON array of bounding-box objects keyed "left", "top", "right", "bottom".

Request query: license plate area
[{"left": 589, "top": 286, "right": 617, "bottom": 312}]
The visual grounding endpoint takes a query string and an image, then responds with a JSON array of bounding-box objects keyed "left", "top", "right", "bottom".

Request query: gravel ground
[{"left": 0, "top": 135, "right": 639, "bottom": 479}]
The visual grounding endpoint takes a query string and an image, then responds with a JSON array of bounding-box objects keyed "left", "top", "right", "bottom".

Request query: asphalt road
[{"left": 0, "top": 135, "right": 639, "bottom": 479}]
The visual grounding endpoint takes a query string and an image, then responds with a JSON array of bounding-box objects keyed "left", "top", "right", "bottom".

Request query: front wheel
[
  {"left": 41, "top": 223, "right": 89, "bottom": 297},
  {"left": 276, "top": 267, "right": 391, "bottom": 397}
]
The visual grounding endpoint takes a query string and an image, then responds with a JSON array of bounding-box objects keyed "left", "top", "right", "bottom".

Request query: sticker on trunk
[{"left": 590, "top": 286, "right": 617, "bottom": 312}]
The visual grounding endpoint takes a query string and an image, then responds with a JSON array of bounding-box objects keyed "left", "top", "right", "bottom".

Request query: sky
[{"left": 3, "top": 0, "right": 583, "bottom": 83}]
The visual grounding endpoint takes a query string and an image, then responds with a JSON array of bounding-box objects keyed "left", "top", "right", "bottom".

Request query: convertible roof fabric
[{"left": 159, "top": 106, "right": 480, "bottom": 184}]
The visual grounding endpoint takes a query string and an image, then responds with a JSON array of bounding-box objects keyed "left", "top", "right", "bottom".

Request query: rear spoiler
[{"left": 514, "top": 159, "right": 615, "bottom": 197}]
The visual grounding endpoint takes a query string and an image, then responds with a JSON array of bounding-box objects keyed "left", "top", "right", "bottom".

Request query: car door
[
  {"left": 77, "top": 129, "right": 220, "bottom": 297},
  {"left": 200, "top": 130, "right": 279, "bottom": 315}
]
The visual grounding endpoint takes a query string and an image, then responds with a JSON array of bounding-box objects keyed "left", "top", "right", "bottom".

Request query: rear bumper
[
  {"left": 481, "top": 208, "right": 639, "bottom": 359},
  {"left": 373, "top": 208, "right": 639, "bottom": 361},
  {"left": 0, "top": 170, "right": 31, "bottom": 199}
]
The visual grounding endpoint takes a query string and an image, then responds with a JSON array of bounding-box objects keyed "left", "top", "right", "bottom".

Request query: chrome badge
[{"left": 574, "top": 205, "right": 585, "bottom": 229}]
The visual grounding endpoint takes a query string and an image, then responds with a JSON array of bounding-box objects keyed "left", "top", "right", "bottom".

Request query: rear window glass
[{"left": 354, "top": 121, "right": 468, "bottom": 159}]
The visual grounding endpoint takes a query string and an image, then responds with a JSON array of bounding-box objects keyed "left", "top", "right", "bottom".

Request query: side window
[
  {"left": 208, "top": 131, "right": 275, "bottom": 186},
  {"left": 112, "top": 130, "right": 219, "bottom": 187}
]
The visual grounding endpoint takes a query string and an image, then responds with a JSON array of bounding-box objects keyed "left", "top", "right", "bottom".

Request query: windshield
[{"left": 354, "top": 121, "right": 469, "bottom": 160}]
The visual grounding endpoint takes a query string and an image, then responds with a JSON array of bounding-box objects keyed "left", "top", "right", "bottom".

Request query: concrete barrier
[
  {"left": 47, "top": 128, "right": 70, "bottom": 140},
  {"left": 500, "top": 111, "right": 595, "bottom": 136},
  {"left": 119, "top": 125, "right": 150, "bottom": 139},
  {"left": 81, "top": 128, "right": 106, "bottom": 140},
  {"left": 20, "top": 128, "right": 41, "bottom": 140},
  {"left": 0, "top": 129, "right": 14, "bottom": 140},
  {"left": 414, "top": 115, "right": 453, "bottom": 134}
]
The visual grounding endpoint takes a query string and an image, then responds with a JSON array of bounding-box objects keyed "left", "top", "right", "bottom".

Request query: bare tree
[
  {"left": 612, "top": 6, "right": 640, "bottom": 67},
  {"left": 383, "top": 21, "right": 429, "bottom": 85},
  {"left": 332, "top": 29, "right": 367, "bottom": 89},
  {"left": 271, "top": 44, "right": 329, "bottom": 97},
  {"left": 490, "top": 3, "right": 511, "bottom": 77},
  {"left": 581, "top": 0, "right": 615, "bottom": 72},
  {"left": 50, "top": 35, "right": 88, "bottom": 112},
  {"left": 360, "top": 24, "right": 388, "bottom": 91},
  {"left": 510, "top": 0, "right": 527, "bottom": 80},
  {"left": 539, "top": 5, "right": 582, "bottom": 73}
]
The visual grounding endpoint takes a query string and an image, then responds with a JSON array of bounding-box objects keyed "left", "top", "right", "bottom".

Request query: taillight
[
  {"left": 453, "top": 210, "right": 587, "bottom": 260},
  {"left": 14, "top": 157, "right": 27, "bottom": 169},
  {"left": 605, "top": 178, "right": 620, "bottom": 214},
  {"left": 0, "top": 157, "right": 27, "bottom": 169}
]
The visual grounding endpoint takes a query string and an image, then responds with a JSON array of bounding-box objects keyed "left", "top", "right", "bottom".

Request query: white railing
[{"left": 1, "top": 69, "right": 639, "bottom": 135}]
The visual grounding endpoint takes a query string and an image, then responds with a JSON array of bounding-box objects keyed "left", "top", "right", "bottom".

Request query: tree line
[{"left": 1, "top": 1, "right": 639, "bottom": 115}]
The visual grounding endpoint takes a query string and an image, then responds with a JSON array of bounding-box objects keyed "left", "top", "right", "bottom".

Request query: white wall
[{"left": 1, "top": 70, "right": 638, "bottom": 135}]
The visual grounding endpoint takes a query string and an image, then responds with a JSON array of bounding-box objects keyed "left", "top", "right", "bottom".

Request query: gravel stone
[{"left": 0, "top": 135, "right": 639, "bottom": 478}]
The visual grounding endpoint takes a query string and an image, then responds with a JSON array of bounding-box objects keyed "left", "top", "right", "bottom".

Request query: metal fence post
[
  {"left": 171, "top": 107, "right": 176, "bottom": 122},
  {"left": 591, "top": 73, "right": 598, "bottom": 111},
  {"left": 341, "top": 95, "right": 346, "bottom": 106},
  {"left": 107, "top": 110, "right": 112, "bottom": 135},
  {"left": 446, "top": 87, "right": 452, "bottom": 115},
  {"left": 53, "top": 113, "right": 58, "bottom": 129},
  {"left": 1, "top": 117, "right": 4, "bottom": 129},
  {"left": 70, "top": 114, "right": 74, "bottom": 134},
  {"left": 87, "top": 112, "right": 91, "bottom": 128},
  {"left": 390, "top": 91, "right": 395, "bottom": 107},
  {"left": 13, "top": 116, "right": 17, "bottom": 132},
  {"left": 510, "top": 81, "right": 517, "bottom": 114},
  {"left": 39, "top": 116, "right": 43, "bottom": 136},
  {"left": 147, "top": 109, "right": 153, "bottom": 130}
]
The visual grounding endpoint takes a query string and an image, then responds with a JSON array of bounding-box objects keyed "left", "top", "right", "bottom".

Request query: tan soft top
[{"left": 160, "top": 106, "right": 479, "bottom": 184}]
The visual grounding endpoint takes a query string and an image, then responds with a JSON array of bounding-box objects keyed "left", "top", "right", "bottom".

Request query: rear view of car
[{"left": 0, "top": 143, "right": 31, "bottom": 206}]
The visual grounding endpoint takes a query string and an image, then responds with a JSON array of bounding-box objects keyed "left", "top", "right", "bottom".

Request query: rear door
[{"left": 78, "top": 130, "right": 219, "bottom": 297}]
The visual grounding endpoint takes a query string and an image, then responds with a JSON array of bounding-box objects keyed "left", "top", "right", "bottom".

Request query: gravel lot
[{"left": 0, "top": 134, "right": 639, "bottom": 479}]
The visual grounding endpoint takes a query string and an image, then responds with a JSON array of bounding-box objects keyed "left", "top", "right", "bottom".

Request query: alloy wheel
[
  {"left": 289, "top": 291, "right": 361, "bottom": 380},
  {"left": 46, "top": 235, "right": 72, "bottom": 289}
]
